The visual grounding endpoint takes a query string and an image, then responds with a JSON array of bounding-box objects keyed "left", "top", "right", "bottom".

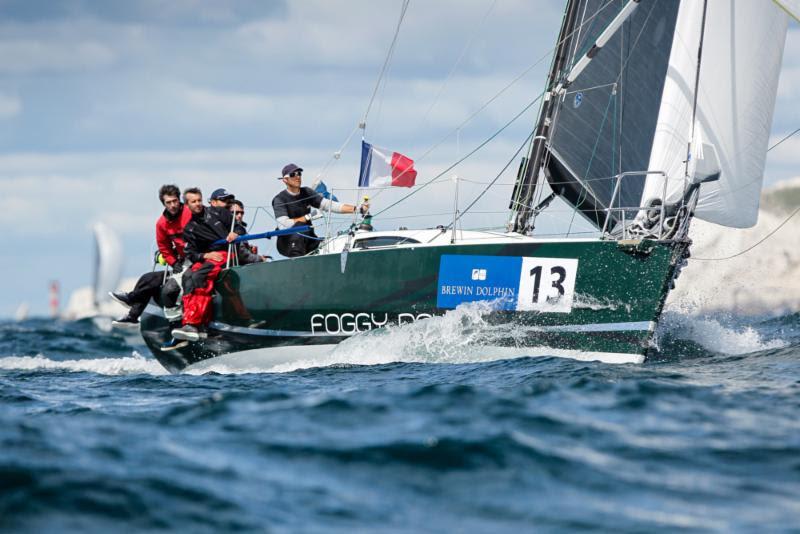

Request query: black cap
[
  {"left": 210, "top": 188, "right": 234, "bottom": 201},
  {"left": 281, "top": 163, "right": 303, "bottom": 178}
]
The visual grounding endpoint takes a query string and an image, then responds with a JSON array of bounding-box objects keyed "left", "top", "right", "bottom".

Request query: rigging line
[
  {"left": 447, "top": 129, "right": 535, "bottom": 229},
  {"left": 315, "top": 0, "right": 410, "bottom": 184},
  {"left": 690, "top": 124, "right": 800, "bottom": 200},
  {"left": 768, "top": 127, "right": 800, "bottom": 152},
  {"left": 413, "top": 0, "right": 618, "bottom": 166},
  {"left": 366, "top": 0, "right": 616, "bottom": 207},
  {"left": 362, "top": 0, "right": 411, "bottom": 125},
  {"left": 373, "top": 90, "right": 545, "bottom": 218},
  {"left": 691, "top": 205, "right": 800, "bottom": 261},
  {"left": 563, "top": 82, "right": 617, "bottom": 95},
  {"left": 371, "top": 2, "right": 619, "bottom": 210},
  {"left": 420, "top": 0, "right": 499, "bottom": 127},
  {"left": 567, "top": 88, "right": 616, "bottom": 235},
  {"left": 314, "top": 123, "right": 362, "bottom": 182}
]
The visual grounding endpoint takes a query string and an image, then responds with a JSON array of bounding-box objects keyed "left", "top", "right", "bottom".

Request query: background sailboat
[{"left": 62, "top": 222, "right": 135, "bottom": 325}]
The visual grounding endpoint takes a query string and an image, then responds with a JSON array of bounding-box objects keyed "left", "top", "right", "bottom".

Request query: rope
[
  {"left": 691, "top": 205, "right": 800, "bottom": 261},
  {"left": 362, "top": 0, "right": 410, "bottom": 126},
  {"left": 312, "top": 0, "right": 410, "bottom": 183},
  {"left": 419, "top": 0, "right": 499, "bottom": 127},
  {"left": 447, "top": 130, "right": 535, "bottom": 229},
  {"left": 768, "top": 127, "right": 800, "bottom": 152},
  {"left": 373, "top": 91, "right": 544, "bottom": 217}
]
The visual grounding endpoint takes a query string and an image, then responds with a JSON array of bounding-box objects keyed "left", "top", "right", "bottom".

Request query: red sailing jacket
[{"left": 155, "top": 204, "right": 192, "bottom": 266}]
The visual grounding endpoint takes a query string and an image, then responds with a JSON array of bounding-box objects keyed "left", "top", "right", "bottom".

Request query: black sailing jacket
[{"left": 183, "top": 206, "right": 237, "bottom": 264}]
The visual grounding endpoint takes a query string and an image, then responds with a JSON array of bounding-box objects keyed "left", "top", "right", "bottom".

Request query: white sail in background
[
  {"left": 92, "top": 222, "right": 123, "bottom": 307},
  {"left": 641, "top": 0, "right": 789, "bottom": 228}
]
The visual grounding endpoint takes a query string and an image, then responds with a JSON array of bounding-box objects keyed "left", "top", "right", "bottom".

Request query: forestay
[{"left": 640, "top": 1, "right": 789, "bottom": 228}]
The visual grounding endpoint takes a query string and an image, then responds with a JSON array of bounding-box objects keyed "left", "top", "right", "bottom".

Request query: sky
[{"left": 0, "top": 0, "right": 798, "bottom": 318}]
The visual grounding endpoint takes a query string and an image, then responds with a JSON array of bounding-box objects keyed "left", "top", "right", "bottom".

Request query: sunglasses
[
  {"left": 288, "top": 171, "right": 302, "bottom": 178},
  {"left": 232, "top": 210, "right": 244, "bottom": 215}
]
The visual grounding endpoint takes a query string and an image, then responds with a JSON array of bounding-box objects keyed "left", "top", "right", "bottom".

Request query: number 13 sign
[{"left": 516, "top": 258, "right": 579, "bottom": 313}]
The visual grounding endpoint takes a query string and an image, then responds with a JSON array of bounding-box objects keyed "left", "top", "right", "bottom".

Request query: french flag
[{"left": 358, "top": 141, "right": 417, "bottom": 188}]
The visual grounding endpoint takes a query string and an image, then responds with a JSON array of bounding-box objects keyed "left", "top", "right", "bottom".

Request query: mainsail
[
  {"left": 640, "top": 1, "right": 789, "bottom": 228},
  {"left": 541, "top": 0, "right": 681, "bottom": 229}
]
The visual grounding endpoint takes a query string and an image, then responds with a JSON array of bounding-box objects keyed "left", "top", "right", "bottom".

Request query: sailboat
[
  {"left": 140, "top": 0, "right": 795, "bottom": 373},
  {"left": 62, "top": 222, "right": 133, "bottom": 324}
]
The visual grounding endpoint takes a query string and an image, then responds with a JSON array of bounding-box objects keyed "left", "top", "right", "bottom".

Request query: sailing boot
[
  {"left": 111, "top": 314, "right": 139, "bottom": 329},
  {"left": 109, "top": 291, "right": 134, "bottom": 308}
]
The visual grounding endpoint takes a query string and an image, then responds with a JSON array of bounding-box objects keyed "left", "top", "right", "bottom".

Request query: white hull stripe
[
  {"left": 210, "top": 320, "right": 654, "bottom": 337},
  {"left": 144, "top": 306, "right": 653, "bottom": 337}
]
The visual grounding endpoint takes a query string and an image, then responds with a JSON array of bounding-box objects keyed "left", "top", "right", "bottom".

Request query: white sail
[
  {"left": 14, "top": 302, "right": 29, "bottom": 322},
  {"left": 92, "top": 222, "right": 123, "bottom": 307},
  {"left": 641, "top": 0, "right": 789, "bottom": 228}
]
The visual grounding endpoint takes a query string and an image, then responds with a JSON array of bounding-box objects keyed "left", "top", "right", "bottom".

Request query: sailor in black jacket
[{"left": 172, "top": 187, "right": 240, "bottom": 342}]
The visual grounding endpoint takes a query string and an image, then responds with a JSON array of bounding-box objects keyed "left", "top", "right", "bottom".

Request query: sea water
[{"left": 0, "top": 308, "right": 798, "bottom": 532}]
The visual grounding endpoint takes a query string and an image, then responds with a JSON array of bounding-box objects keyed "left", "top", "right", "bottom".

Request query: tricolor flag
[{"left": 358, "top": 141, "right": 417, "bottom": 188}]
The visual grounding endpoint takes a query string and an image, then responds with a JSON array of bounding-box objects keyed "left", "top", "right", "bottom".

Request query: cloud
[
  {"left": 0, "top": 39, "right": 115, "bottom": 73},
  {"left": 181, "top": 85, "right": 276, "bottom": 121},
  {"left": 0, "top": 93, "right": 21, "bottom": 118}
]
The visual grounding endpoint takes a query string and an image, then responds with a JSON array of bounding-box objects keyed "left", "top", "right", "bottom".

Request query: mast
[{"left": 510, "top": 0, "right": 581, "bottom": 234}]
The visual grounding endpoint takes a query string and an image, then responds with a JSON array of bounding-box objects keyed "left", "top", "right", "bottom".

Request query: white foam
[
  {"left": 658, "top": 311, "right": 788, "bottom": 355},
  {"left": 0, "top": 352, "right": 168, "bottom": 376},
  {"left": 184, "top": 302, "right": 642, "bottom": 374}
]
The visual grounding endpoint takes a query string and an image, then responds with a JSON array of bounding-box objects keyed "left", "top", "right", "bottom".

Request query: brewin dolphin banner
[{"left": 436, "top": 255, "right": 578, "bottom": 313}]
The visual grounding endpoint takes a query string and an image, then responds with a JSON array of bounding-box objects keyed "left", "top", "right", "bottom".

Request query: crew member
[
  {"left": 209, "top": 188, "right": 235, "bottom": 208},
  {"left": 230, "top": 200, "right": 266, "bottom": 264},
  {"left": 171, "top": 187, "right": 240, "bottom": 342},
  {"left": 110, "top": 184, "right": 191, "bottom": 327},
  {"left": 271, "top": 163, "right": 367, "bottom": 257}
]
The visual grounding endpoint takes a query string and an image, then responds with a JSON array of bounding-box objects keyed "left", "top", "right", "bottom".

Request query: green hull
[{"left": 141, "top": 238, "right": 686, "bottom": 372}]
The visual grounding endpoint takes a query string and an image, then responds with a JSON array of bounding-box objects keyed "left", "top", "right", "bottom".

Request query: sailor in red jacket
[
  {"left": 110, "top": 184, "right": 191, "bottom": 327},
  {"left": 156, "top": 185, "right": 192, "bottom": 269}
]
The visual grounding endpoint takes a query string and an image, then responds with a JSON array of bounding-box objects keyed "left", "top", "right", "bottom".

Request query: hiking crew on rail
[
  {"left": 170, "top": 187, "right": 241, "bottom": 343},
  {"left": 110, "top": 184, "right": 192, "bottom": 327}
]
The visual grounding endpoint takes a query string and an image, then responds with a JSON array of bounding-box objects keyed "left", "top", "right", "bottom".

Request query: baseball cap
[
  {"left": 210, "top": 188, "right": 235, "bottom": 201},
  {"left": 280, "top": 163, "right": 303, "bottom": 178}
]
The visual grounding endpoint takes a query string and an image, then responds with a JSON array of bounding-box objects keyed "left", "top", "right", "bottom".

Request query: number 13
[{"left": 529, "top": 265, "right": 567, "bottom": 303}]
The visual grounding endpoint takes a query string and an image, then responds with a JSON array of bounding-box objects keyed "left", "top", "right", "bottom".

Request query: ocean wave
[
  {"left": 654, "top": 311, "right": 789, "bottom": 356},
  {"left": 0, "top": 353, "right": 167, "bottom": 376}
]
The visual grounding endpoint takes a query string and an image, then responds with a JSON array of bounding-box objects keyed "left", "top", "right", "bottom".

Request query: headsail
[
  {"left": 540, "top": 0, "right": 681, "bottom": 229},
  {"left": 640, "top": 1, "right": 788, "bottom": 229}
]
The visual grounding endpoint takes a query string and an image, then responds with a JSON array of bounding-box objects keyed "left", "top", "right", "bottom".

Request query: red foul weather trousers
[{"left": 182, "top": 252, "right": 228, "bottom": 326}]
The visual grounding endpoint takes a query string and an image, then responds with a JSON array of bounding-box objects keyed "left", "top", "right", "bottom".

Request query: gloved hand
[{"left": 171, "top": 262, "right": 183, "bottom": 274}]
